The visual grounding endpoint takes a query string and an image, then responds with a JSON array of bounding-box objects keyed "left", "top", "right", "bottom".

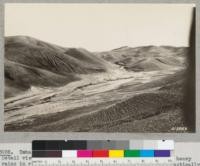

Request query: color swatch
[
  {"left": 124, "top": 150, "right": 140, "bottom": 157},
  {"left": 92, "top": 150, "right": 109, "bottom": 157},
  {"left": 109, "top": 150, "right": 124, "bottom": 158}
]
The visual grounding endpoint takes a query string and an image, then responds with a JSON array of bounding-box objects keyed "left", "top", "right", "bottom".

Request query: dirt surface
[{"left": 5, "top": 68, "right": 187, "bottom": 132}]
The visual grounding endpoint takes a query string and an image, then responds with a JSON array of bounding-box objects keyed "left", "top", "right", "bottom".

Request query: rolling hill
[
  {"left": 4, "top": 36, "right": 191, "bottom": 132},
  {"left": 5, "top": 36, "right": 188, "bottom": 99},
  {"left": 5, "top": 36, "right": 109, "bottom": 98},
  {"left": 96, "top": 46, "right": 188, "bottom": 71}
]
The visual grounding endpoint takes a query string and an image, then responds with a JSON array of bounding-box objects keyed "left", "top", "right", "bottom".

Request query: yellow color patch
[{"left": 109, "top": 150, "right": 124, "bottom": 158}]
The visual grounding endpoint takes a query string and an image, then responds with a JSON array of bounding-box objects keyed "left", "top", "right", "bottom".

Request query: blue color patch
[{"left": 140, "top": 150, "right": 154, "bottom": 157}]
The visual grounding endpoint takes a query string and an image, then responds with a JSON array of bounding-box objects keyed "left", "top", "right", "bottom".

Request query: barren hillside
[{"left": 4, "top": 36, "right": 190, "bottom": 132}]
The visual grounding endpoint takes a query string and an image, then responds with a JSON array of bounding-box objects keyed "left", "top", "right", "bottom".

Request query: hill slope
[
  {"left": 5, "top": 36, "right": 188, "bottom": 98},
  {"left": 96, "top": 46, "right": 188, "bottom": 71},
  {"left": 5, "top": 36, "right": 109, "bottom": 98},
  {"left": 4, "top": 37, "right": 190, "bottom": 132}
]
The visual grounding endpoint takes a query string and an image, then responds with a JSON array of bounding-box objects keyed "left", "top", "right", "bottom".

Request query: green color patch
[{"left": 124, "top": 150, "right": 140, "bottom": 157}]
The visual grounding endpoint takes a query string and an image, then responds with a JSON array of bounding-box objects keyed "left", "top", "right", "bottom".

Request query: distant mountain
[
  {"left": 96, "top": 45, "right": 188, "bottom": 71},
  {"left": 5, "top": 36, "right": 108, "bottom": 98}
]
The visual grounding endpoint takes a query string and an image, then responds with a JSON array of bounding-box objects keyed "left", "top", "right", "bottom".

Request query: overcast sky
[{"left": 5, "top": 3, "right": 194, "bottom": 51}]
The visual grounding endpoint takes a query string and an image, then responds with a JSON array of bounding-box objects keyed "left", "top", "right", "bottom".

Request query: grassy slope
[
  {"left": 5, "top": 36, "right": 109, "bottom": 97},
  {"left": 5, "top": 71, "right": 188, "bottom": 132}
]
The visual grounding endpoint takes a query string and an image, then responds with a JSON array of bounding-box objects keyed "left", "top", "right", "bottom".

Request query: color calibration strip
[
  {"left": 32, "top": 150, "right": 171, "bottom": 158},
  {"left": 32, "top": 140, "right": 173, "bottom": 158}
]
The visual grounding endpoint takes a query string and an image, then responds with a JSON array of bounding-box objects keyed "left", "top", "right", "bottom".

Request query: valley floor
[{"left": 4, "top": 68, "right": 187, "bottom": 132}]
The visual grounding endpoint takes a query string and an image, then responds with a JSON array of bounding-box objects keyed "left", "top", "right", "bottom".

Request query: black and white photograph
[{"left": 4, "top": 3, "right": 196, "bottom": 132}]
